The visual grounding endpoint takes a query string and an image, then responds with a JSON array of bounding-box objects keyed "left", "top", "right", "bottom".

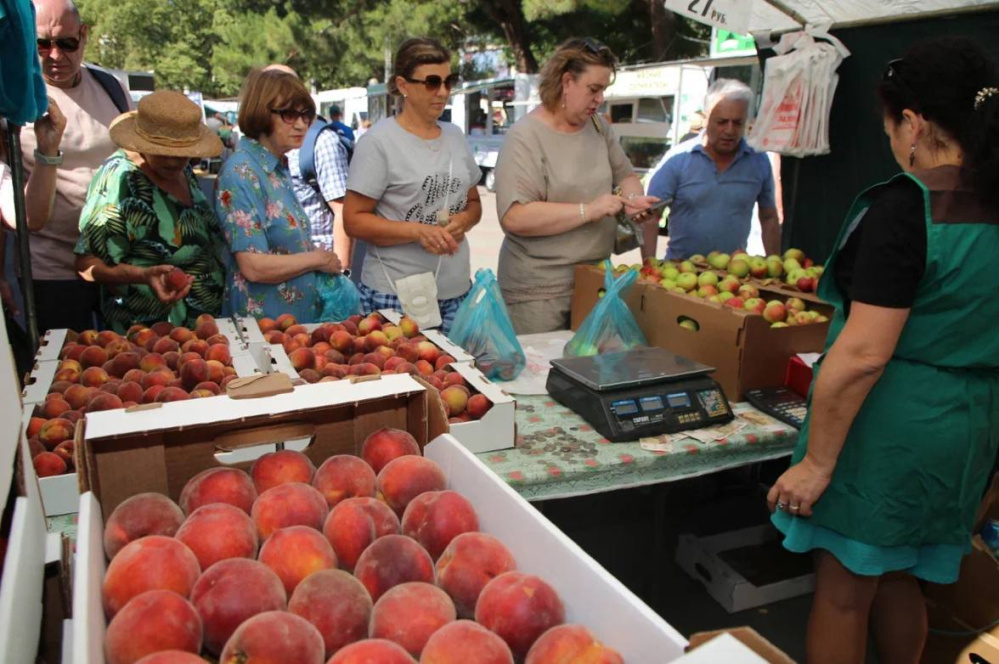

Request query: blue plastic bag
[
  {"left": 317, "top": 273, "right": 362, "bottom": 322},
  {"left": 449, "top": 269, "right": 526, "bottom": 381},
  {"left": 564, "top": 261, "right": 647, "bottom": 357}
]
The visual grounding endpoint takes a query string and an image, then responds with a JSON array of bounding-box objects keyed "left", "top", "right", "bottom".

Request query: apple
[
  {"left": 724, "top": 297, "right": 745, "bottom": 309},
  {"left": 794, "top": 311, "right": 813, "bottom": 325},
  {"left": 676, "top": 273, "right": 698, "bottom": 292},
  {"left": 765, "top": 257, "right": 784, "bottom": 279},
  {"left": 796, "top": 276, "right": 817, "bottom": 292},
  {"left": 732, "top": 249, "right": 748, "bottom": 257},
  {"left": 783, "top": 248, "right": 806, "bottom": 262},
  {"left": 737, "top": 284, "right": 760, "bottom": 300},
  {"left": 707, "top": 253, "right": 730, "bottom": 270},
  {"left": 678, "top": 260, "right": 697, "bottom": 274},
  {"left": 670, "top": 286, "right": 687, "bottom": 295},
  {"left": 786, "top": 268, "right": 807, "bottom": 286},
  {"left": 763, "top": 300, "right": 787, "bottom": 323},
  {"left": 784, "top": 258, "right": 803, "bottom": 274},
  {"left": 688, "top": 254, "right": 706, "bottom": 264},
  {"left": 696, "top": 285, "right": 719, "bottom": 298},
  {"left": 697, "top": 271, "right": 719, "bottom": 288},
  {"left": 728, "top": 258, "right": 750, "bottom": 278},
  {"left": 743, "top": 298, "right": 766, "bottom": 315},
  {"left": 706, "top": 295, "right": 723, "bottom": 304},
  {"left": 660, "top": 266, "right": 680, "bottom": 281},
  {"left": 678, "top": 318, "right": 699, "bottom": 332},
  {"left": 718, "top": 276, "right": 741, "bottom": 294},
  {"left": 749, "top": 257, "right": 768, "bottom": 279},
  {"left": 717, "top": 291, "right": 734, "bottom": 303},
  {"left": 815, "top": 315, "right": 829, "bottom": 323},
  {"left": 770, "top": 322, "right": 789, "bottom": 328},
  {"left": 660, "top": 278, "right": 677, "bottom": 290},
  {"left": 786, "top": 297, "right": 806, "bottom": 314}
]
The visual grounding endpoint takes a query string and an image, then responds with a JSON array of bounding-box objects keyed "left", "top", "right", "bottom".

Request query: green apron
[{"left": 773, "top": 166, "right": 999, "bottom": 582}]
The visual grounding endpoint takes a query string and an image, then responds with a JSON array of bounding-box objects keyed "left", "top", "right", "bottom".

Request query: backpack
[
  {"left": 85, "top": 65, "right": 130, "bottom": 114},
  {"left": 299, "top": 118, "right": 352, "bottom": 199}
]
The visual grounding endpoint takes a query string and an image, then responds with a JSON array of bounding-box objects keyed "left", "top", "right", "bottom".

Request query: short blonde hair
[
  {"left": 389, "top": 38, "right": 451, "bottom": 96},
  {"left": 539, "top": 38, "right": 617, "bottom": 111},
  {"left": 237, "top": 68, "right": 315, "bottom": 139}
]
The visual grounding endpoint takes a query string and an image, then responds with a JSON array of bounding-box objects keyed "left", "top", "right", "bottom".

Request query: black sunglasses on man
[{"left": 37, "top": 36, "right": 82, "bottom": 54}]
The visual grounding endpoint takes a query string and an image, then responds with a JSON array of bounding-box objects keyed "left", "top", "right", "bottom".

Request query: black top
[{"left": 834, "top": 177, "right": 927, "bottom": 312}]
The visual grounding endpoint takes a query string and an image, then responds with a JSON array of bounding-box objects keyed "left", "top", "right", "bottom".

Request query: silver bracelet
[{"left": 579, "top": 202, "right": 586, "bottom": 224}]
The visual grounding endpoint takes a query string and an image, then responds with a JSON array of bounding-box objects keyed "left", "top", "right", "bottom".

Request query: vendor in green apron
[{"left": 768, "top": 37, "right": 999, "bottom": 664}]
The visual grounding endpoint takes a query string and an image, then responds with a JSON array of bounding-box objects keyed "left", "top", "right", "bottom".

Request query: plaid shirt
[{"left": 288, "top": 128, "right": 349, "bottom": 251}]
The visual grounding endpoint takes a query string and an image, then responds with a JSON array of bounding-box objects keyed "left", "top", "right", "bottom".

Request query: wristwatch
[{"left": 34, "top": 149, "right": 63, "bottom": 166}]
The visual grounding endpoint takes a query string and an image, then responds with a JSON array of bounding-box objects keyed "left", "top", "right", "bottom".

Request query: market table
[{"left": 472, "top": 332, "right": 799, "bottom": 502}]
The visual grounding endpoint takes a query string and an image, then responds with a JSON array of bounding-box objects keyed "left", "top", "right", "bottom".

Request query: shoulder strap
[
  {"left": 85, "top": 65, "right": 130, "bottom": 114},
  {"left": 590, "top": 115, "right": 604, "bottom": 136},
  {"left": 299, "top": 118, "right": 332, "bottom": 198}
]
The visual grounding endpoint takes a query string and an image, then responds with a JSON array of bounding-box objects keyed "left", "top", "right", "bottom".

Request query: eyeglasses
[
  {"left": 404, "top": 74, "right": 461, "bottom": 92},
  {"left": 37, "top": 35, "right": 82, "bottom": 54},
  {"left": 271, "top": 108, "right": 315, "bottom": 125},
  {"left": 581, "top": 37, "right": 610, "bottom": 55}
]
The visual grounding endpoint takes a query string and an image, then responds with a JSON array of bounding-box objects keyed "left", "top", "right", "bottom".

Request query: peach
[
  {"left": 61, "top": 409, "right": 83, "bottom": 424},
  {"left": 141, "top": 368, "right": 173, "bottom": 390},
  {"left": 80, "top": 345, "right": 109, "bottom": 368},
  {"left": 33, "top": 451, "right": 66, "bottom": 477},
  {"left": 325, "top": 349, "right": 346, "bottom": 364},
  {"left": 169, "top": 326, "right": 194, "bottom": 344},
  {"left": 327, "top": 639, "right": 415, "bottom": 664},
  {"left": 204, "top": 343, "right": 231, "bottom": 365},
  {"left": 313, "top": 455, "right": 377, "bottom": 508},
  {"left": 250, "top": 449, "right": 316, "bottom": 493},
  {"left": 362, "top": 352, "right": 387, "bottom": 369},
  {"left": 348, "top": 362, "right": 381, "bottom": 376},
  {"left": 288, "top": 570, "right": 373, "bottom": 659},
  {"left": 289, "top": 347, "right": 316, "bottom": 372},
  {"left": 258, "top": 525, "right": 338, "bottom": 595},
  {"left": 416, "top": 341, "right": 440, "bottom": 364},
  {"left": 192, "top": 381, "right": 220, "bottom": 395},
  {"left": 467, "top": 394, "right": 492, "bottom": 420},
  {"left": 102, "top": 536, "right": 201, "bottom": 619},
  {"left": 357, "top": 317, "right": 382, "bottom": 335},
  {"left": 104, "top": 492, "right": 185, "bottom": 560},
  {"left": 155, "top": 387, "right": 189, "bottom": 402},
  {"left": 435, "top": 532, "right": 516, "bottom": 618},
  {"left": 383, "top": 324, "right": 403, "bottom": 341},
  {"left": 205, "top": 333, "right": 229, "bottom": 347},
  {"left": 282, "top": 336, "right": 303, "bottom": 354},
  {"left": 131, "top": 328, "right": 158, "bottom": 348},
  {"left": 142, "top": 385, "right": 167, "bottom": 403},
  {"left": 38, "top": 417, "right": 75, "bottom": 449},
  {"left": 440, "top": 386, "right": 468, "bottom": 417},
  {"left": 60, "top": 342, "right": 84, "bottom": 360},
  {"left": 117, "top": 381, "right": 144, "bottom": 404},
  {"left": 182, "top": 337, "right": 209, "bottom": 356},
  {"left": 376, "top": 456, "right": 447, "bottom": 517},
  {"left": 100, "top": 378, "right": 124, "bottom": 394},
  {"left": 475, "top": 572, "right": 565, "bottom": 659},
  {"left": 78, "top": 329, "right": 100, "bottom": 345},
  {"left": 524, "top": 624, "right": 623, "bottom": 664},
  {"left": 180, "top": 467, "right": 258, "bottom": 515},
  {"left": 414, "top": 360, "right": 434, "bottom": 376},
  {"left": 153, "top": 337, "right": 180, "bottom": 355},
  {"left": 106, "top": 338, "right": 133, "bottom": 358},
  {"left": 206, "top": 359, "right": 226, "bottom": 383},
  {"left": 370, "top": 582, "right": 456, "bottom": 657},
  {"left": 361, "top": 427, "right": 420, "bottom": 474},
  {"left": 340, "top": 319, "right": 358, "bottom": 335},
  {"left": 323, "top": 497, "right": 400, "bottom": 572},
  {"left": 383, "top": 356, "right": 407, "bottom": 372},
  {"left": 58, "top": 358, "right": 83, "bottom": 375},
  {"left": 54, "top": 366, "right": 81, "bottom": 383},
  {"left": 63, "top": 386, "right": 94, "bottom": 409},
  {"left": 219, "top": 611, "right": 325, "bottom": 664},
  {"left": 401, "top": 491, "right": 478, "bottom": 561},
  {"left": 27, "top": 416, "right": 46, "bottom": 438},
  {"left": 175, "top": 504, "right": 258, "bottom": 570},
  {"left": 38, "top": 396, "right": 71, "bottom": 419},
  {"left": 28, "top": 436, "right": 45, "bottom": 458},
  {"left": 257, "top": 317, "right": 278, "bottom": 333},
  {"left": 395, "top": 343, "right": 420, "bottom": 363},
  {"left": 285, "top": 323, "right": 308, "bottom": 337},
  {"left": 81, "top": 366, "right": 110, "bottom": 388},
  {"left": 150, "top": 321, "right": 174, "bottom": 337},
  {"left": 139, "top": 352, "right": 168, "bottom": 373},
  {"left": 122, "top": 368, "right": 145, "bottom": 384},
  {"left": 95, "top": 330, "right": 120, "bottom": 347},
  {"left": 353, "top": 534, "right": 434, "bottom": 602},
  {"left": 330, "top": 330, "right": 354, "bottom": 353},
  {"left": 179, "top": 358, "right": 209, "bottom": 390},
  {"left": 194, "top": 320, "right": 219, "bottom": 340},
  {"left": 252, "top": 482, "right": 328, "bottom": 540},
  {"left": 163, "top": 350, "right": 181, "bottom": 371},
  {"left": 322, "top": 364, "right": 348, "bottom": 380},
  {"left": 442, "top": 372, "right": 466, "bottom": 388},
  {"left": 49, "top": 379, "right": 74, "bottom": 394},
  {"left": 178, "top": 351, "right": 202, "bottom": 367},
  {"left": 364, "top": 330, "right": 389, "bottom": 352},
  {"left": 264, "top": 330, "right": 286, "bottom": 345},
  {"left": 104, "top": 590, "right": 202, "bottom": 664},
  {"left": 434, "top": 355, "right": 456, "bottom": 371},
  {"left": 399, "top": 316, "right": 420, "bottom": 338},
  {"left": 421, "top": 620, "right": 514, "bottom": 664},
  {"left": 311, "top": 326, "right": 332, "bottom": 345},
  {"left": 190, "top": 558, "right": 286, "bottom": 655},
  {"left": 189, "top": 389, "right": 215, "bottom": 399},
  {"left": 134, "top": 651, "right": 208, "bottom": 663},
  {"left": 109, "top": 351, "right": 141, "bottom": 377}
]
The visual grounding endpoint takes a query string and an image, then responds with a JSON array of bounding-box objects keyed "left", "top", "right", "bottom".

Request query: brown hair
[
  {"left": 389, "top": 38, "right": 451, "bottom": 96},
  {"left": 237, "top": 68, "right": 315, "bottom": 139},
  {"left": 539, "top": 38, "right": 617, "bottom": 111}
]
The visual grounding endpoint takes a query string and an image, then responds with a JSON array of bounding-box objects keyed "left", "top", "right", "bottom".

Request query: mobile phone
[{"left": 629, "top": 198, "right": 670, "bottom": 219}]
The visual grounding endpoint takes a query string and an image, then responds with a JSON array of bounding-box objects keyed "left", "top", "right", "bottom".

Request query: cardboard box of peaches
[
  {"left": 571, "top": 250, "right": 833, "bottom": 401},
  {"left": 69, "top": 371, "right": 695, "bottom": 663},
  {"left": 257, "top": 310, "right": 516, "bottom": 454},
  {"left": 21, "top": 315, "right": 261, "bottom": 516}
]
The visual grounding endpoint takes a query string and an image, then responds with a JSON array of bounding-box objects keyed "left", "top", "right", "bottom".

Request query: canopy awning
[{"left": 749, "top": 0, "right": 997, "bottom": 33}]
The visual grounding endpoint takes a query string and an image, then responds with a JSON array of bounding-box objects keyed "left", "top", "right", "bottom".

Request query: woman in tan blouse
[{"left": 495, "top": 38, "right": 658, "bottom": 334}]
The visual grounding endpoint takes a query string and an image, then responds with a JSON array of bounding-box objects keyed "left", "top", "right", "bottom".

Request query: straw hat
[{"left": 110, "top": 90, "right": 222, "bottom": 158}]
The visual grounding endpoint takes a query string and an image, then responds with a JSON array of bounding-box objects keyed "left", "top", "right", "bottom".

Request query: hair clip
[{"left": 974, "top": 86, "right": 998, "bottom": 110}]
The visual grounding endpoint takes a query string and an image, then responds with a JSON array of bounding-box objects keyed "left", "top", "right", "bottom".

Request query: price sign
[{"left": 663, "top": 0, "right": 753, "bottom": 34}]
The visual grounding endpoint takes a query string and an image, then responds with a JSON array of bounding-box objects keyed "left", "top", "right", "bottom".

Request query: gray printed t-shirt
[{"left": 346, "top": 117, "right": 481, "bottom": 300}]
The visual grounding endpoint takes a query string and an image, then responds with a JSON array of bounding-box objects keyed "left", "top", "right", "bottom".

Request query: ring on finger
[
  {"left": 776, "top": 501, "right": 786, "bottom": 510},
  {"left": 790, "top": 504, "right": 801, "bottom": 512}
]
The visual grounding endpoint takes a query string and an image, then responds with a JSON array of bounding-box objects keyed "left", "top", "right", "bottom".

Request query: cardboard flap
[
  {"left": 226, "top": 372, "right": 295, "bottom": 398},
  {"left": 213, "top": 423, "right": 315, "bottom": 452},
  {"left": 688, "top": 627, "right": 796, "bottom": 664}
]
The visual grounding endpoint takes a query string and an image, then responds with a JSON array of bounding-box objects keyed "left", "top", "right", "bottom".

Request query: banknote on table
[
  {"left": 640, "top": 433, "right": 684, "bottom": 452},
  {"left": 711, "top": 420, "right": 747, "bottom": 439},
  {"left": 739, "top": 410, "right": 780, "bottom": 427}
]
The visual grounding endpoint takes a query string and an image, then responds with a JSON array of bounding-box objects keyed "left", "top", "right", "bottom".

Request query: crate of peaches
[
  {"left": 74, "top": 429, "right": 685, "bottom": 663},
  {"left": 258, "top": 312, "right": 514, "bottom": 453}
]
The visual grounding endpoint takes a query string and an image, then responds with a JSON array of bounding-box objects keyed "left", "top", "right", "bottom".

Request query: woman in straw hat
[{"left": 75, "top": 90, "right": 226, "bottom": 333}]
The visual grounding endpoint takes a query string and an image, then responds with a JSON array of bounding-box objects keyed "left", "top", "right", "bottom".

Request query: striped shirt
[{"left": 288, "top": 128, "right": 349, "bottom": 251}]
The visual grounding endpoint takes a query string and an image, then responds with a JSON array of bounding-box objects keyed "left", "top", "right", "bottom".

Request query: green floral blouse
[{"left": 75, "top": 150, "right": 226, "bottom": 333}]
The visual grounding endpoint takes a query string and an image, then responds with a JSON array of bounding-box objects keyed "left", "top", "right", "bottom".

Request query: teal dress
[
  {"left": 215, "top": 137, "right": 320, "bottom": 322},
  {"left": 773, "top": 166, "right": 999, "bottom": 584}
]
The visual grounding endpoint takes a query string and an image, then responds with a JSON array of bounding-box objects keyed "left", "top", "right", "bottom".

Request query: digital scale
[{"left": 546, "top": 347, "right": 734, "bottom": 442}]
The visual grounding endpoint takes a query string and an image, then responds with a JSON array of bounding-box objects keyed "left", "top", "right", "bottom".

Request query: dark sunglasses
[
  {"left": 405, "top": 73, "right": 461, "bottom": 92},
  {"left": 271, "top": 108, "right": 315, "bottom": 124},
  {"left": 581, "top": 37, "right": 610, "bottom": 55},
  {"left": 37, "top": 36, "right": 82, "bottom": 54}
]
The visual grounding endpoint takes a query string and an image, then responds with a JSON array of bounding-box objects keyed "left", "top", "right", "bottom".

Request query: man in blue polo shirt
[{"left": 647, "top": 79, "right": 780, "bottom": 259}]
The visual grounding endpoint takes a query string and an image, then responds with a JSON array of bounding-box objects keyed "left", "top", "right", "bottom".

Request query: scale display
[{"left": 547, "top": 348, "right": 733, "bottom": 442}]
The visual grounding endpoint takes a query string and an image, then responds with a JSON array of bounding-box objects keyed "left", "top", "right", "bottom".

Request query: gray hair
[{"left": 704, "top": 79, "right": 754, "bottom": 118}]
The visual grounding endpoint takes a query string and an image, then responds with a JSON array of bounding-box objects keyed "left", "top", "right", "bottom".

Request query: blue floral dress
[{"left": 215, "top": 137, "right": 319, "bottom": 322}]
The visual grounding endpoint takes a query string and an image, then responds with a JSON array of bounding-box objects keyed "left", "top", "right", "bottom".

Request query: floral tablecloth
[{"left": 474, "top": 396, "right": 798, "bottom": 502}]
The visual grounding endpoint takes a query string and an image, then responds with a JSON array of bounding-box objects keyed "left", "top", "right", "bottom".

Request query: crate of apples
[
  {"left": 88, "top": 430, "right": 625, "bottom": 664},
  {"left": 28, "top": 315, "right": 242, "bottom": 479}
]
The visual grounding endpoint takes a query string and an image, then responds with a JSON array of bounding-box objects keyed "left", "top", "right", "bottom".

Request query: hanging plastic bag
[
  {"left": 564, "top": 261, "right": 646, "bottom": 358},
  {"left": 317, "top": 273, "right": 362, "bottom": 322},
  {"left": 448, "top": 269, "right": 526, "bottom": 381}
]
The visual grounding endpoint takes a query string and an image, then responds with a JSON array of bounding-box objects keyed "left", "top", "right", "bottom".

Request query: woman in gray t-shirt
[
  {"left": 495, "top": 38, "right": 659, "bottom": 334},
  {"left": 344, "top": 38, "right": 481, "bottom": 334}
]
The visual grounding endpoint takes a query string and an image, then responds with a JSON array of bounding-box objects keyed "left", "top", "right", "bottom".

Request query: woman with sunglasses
[
  {"left": 215, "top": 68, "right": 342, "bottom": 323},
  {"left": 768, "top": 37, "right": 999, "bottom": 663},
  {"left": 494, "top": 38, "right": 658, "bottom": 334},
  {"left": 344, "top": 37, "right": 481, "bottom": 334}
]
